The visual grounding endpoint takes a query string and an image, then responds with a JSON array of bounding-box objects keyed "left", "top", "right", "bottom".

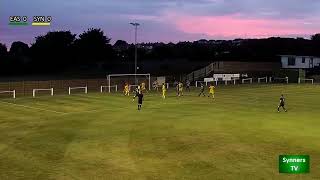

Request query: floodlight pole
[{"left": 130, "top": 22, "right": 140, "bottom": 85}]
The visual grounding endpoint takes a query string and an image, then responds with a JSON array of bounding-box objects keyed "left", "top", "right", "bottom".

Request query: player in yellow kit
[
  {"left": 208, "top": 84, "right": 215, "bottom": 99},
  {"left": 178, "top": 82, "right": 183, "bottom": 97},
  {"left": 141, "top": 82, "right": 147, "bottom": 93},
  {"left": 124, "top": 83, "right": 130, "bottom": 96},
  {"left": 162, "top": 83, "right": 166, "bottom": 99}
]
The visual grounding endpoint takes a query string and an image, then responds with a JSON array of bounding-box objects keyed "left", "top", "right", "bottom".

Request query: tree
[
  {"left": 311, "top": 34, "right": 320, "bottom": 41},
  {"left": 75, "top": 28, "right": 113, "bottom": 63},
  {"left": 113, "top": 40, "right": 128, "bottom": 51},
  {"left": 0, "top": 43, "right": 7, "bottom": 56},
  {"left": 30, "top": 31, "right": 76, "bottom": 72},
  {"left": 0, "top": 43, "right": 9, "bottom": 74},
  {"left": 10, "top": 41, "right": 29, "bottom": 56},
  {"left": 9, "top": 41, "right": 30, "bottom": 73}
]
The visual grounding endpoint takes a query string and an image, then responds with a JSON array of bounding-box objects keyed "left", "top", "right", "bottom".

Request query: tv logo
[{"left": 279, "top": 155, "right": 309, "bottom": 174}]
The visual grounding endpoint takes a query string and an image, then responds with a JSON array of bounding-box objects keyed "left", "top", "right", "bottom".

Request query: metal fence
[
  {"left": 0, "top": 76, "right": 159, "bottom": 98},
  {"left": 0, "top": 79, "right": 111, "bottom": 98},
  {"left": 186, "top": 63, "right": 214, "bottom": 82}
]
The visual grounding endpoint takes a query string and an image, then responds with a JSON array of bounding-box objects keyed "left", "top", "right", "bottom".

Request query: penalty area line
[{"left": 0, "top": 101, "right": 67, "bottom": 115}]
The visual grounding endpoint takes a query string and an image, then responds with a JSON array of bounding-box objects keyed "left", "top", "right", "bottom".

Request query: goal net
[
  {"left": 0, "top": 90, "right": 16, "bottom": 99},
  {"left": 258, "top": 77, "right": 268, "bottom": 83},
  {"left": 242, "top": 78, "right": 253, "bottom": 84},
  {"left": 68, "top": 86, "right": 88, "bottom": 95},
  {"left": 298, "top": 78, "right": 314, "bottom": 84},
  {"left": 107, "top": 74, "right": 151, "bottom": 93}
]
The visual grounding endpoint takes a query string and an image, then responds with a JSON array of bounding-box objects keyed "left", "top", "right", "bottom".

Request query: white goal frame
[
  {"left": 298, "top": 78, "right": 314, "bottom": 84},
  {"left": 195, "top": 81, "right": 205, "bottom": 87},
  {"left": 107, "top": 74, "right": 151, "bottom": 93},
  {"left": 0, "top": 90, "right": 16, "bottom": 99},
  {"left": 224, "top": 79, "right": 237, "bottom": 85},
  {"left": 242, "top": 78, "right": 253, "bottom": 84},
  {"left": 33, "top": 88, "right": 53, "bottom": 97},
  {"left": 258, "top": 77, "right": 268, "bottom": 83},
  {"left": 196, "top": 80, "right": 218, "bottom": 87},
  {"left": 270, "top": 77, "right": 289, "bottom": 84},
  {"left": 68, "top": 86, "right": 88, "bottom": 95},
  {"left": 101, "top": 85, "right": 118, "bottom": 93}
]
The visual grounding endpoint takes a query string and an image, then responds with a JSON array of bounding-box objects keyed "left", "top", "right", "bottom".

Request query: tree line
[{"left": 0, "top": 28, "right": 320, "bottom": 76}]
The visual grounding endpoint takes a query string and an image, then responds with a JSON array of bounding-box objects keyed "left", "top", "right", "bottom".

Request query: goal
[
  {"left": 258, "top": 77, "right": 268, "bottom": 83},
  {"left": 242, "top": 78, "right": 253, "bottom": 84},
  {"left": 224, "top": 79, "right": 238, "bottom": 85},
  {"left": 195, "top": 81, "right": 205, "bottom": 87},
  {"left": 33, "top": 88, "right": 53, "bottom": 97},
  {"left": 196, "top": 80, "right": 217, "bottom": 87},
  {"left": 298, "top": 78, "right": 314, "bottom": 84},
  {"left": 107, "top": 74, "right": 151, "bottom": 93},
  {"left": 270, "top": 77, "right": 288, "bottom": 84},
  {"left": 68, "top": 86, "right": 88, "bottom": 95},
  {"left": 0, "top": 90, "right": 16, "bottom": 98},
  {"left": 101, "top": 85, "right": 118, "bottom": 93}
]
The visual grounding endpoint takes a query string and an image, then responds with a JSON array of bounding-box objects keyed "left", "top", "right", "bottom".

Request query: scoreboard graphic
[{"left": 9, "top": 16, "right": 52, "bottom": 26}]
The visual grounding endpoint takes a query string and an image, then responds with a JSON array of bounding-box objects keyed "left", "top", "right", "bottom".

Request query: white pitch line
[
  {"left": 0, "top": 101, "right": 66, "bottom": 115},
  {"left": 58, "top": 106, "right": 131, "bottom": 116}
]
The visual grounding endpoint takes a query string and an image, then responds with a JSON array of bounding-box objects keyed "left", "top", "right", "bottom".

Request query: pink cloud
[{"left": 167, "top": 13, "right": 320, "bottom": 38}]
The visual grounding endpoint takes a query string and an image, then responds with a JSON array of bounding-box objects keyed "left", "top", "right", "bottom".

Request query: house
[
  {"left": 280, "top": 55, "right": 320, "bottom": 69},
  {"left": 279, "top": 55, "right": 320, "bottom": 81}
]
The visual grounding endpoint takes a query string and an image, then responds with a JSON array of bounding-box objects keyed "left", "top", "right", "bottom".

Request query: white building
[
  {"left": 213, "top": 74, "right": 240, "bottom": 81},
  {"left": 280, "top": 55, "right": 320, "bottom": 69}
]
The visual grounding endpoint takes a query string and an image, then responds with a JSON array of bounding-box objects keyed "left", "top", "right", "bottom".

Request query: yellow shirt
[
  {"left": 124, "top": 85, "right": 129, "bottom": 91},
  {"left": 162, "top": 85, "right": 166, "bottom": 91},
  {"left": 141, "top": 83, "right": 146, "bottom": 90},
  {"left": 209, "top": 86, "right": 215, "bottom": 93},
  {"left": 179, "top": 83, "right": 183, "bottom": 91}
]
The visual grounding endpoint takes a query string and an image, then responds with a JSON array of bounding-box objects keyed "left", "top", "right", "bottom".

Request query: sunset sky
[{"left": 1, "top": 0, "right": 320, "bottom": 46}]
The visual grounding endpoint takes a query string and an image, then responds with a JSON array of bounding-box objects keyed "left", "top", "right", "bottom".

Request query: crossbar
[
  {"left": 101, "top": 85, "right": 118, "bottom": 93},
  {"left": 0, "top": 90, "right": 16, "bottom": 98}
]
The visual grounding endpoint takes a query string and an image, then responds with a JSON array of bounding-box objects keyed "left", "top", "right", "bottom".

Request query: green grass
[{"left": 0, "top": 84, "right": 319, "bottom": 179}]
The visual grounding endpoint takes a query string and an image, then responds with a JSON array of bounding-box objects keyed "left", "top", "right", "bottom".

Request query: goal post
[
  {"left": 298, "top": 78, "right": 314, "bottom": 84},
  {"left": 242, "top": 78, "right": 253, "bottom": 84},
  {"left": 0, "top": 90, "right": 16, "bottom": 99},
  {"left": 33, "top": 88, "right": 53, "bottom": 97},
  {"left": 258, "top": 77, "right": 268, "bottom": 83},
  {"left": 101, "top": 85, "right": 118, "bottom": 93},
  {"left": 68, "top": 86, "right": 88, "bottom": 95},
  {"left": 107, "top": 74, "right": 151, "bottom": 93}
]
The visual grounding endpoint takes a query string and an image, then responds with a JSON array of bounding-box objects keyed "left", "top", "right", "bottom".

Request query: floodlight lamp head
[{"left": 130, "top": 22, "right": 140, "bottom": 26}]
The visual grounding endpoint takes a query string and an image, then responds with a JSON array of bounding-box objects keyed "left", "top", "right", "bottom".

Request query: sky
[{"left": 1, "top": 0, "right": 320, "bottom": 47}]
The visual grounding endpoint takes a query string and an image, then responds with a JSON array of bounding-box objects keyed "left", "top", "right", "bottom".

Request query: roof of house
[{"left": 279, "top": 55, "right": 320, "bottom": 58}]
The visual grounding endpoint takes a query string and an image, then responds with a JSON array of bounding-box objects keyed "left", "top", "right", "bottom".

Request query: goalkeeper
[{"left": 132, "top": 86, "right": 140, "bottom": 101}]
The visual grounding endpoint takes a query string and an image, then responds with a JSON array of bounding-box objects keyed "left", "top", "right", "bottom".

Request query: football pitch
[{"left": 0, "top": 84, "right": 319, "bottom": 179}]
